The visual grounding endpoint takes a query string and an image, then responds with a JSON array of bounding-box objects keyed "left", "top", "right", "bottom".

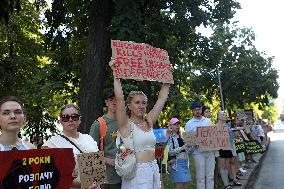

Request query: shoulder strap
[
  {"left": 59, "top": 134, "right": 84, "bottom": 153},
  {"left": 98, "top": 117, "right": 107, "bottom": 151},
  {"left": 116, "top": 123, "right": 134, "bottom": 150},
  {"left": 171, "top": 136, "right": 175, "bottom": 149}
]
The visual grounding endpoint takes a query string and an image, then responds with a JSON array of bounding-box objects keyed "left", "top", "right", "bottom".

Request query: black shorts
[{"left": 219, "top": 149, "right": 233, "bottom": 158}]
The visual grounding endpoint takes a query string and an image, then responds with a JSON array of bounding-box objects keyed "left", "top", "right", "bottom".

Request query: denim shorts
[{"left": 171, "top": 158, "right": 192, "bottom": 183}]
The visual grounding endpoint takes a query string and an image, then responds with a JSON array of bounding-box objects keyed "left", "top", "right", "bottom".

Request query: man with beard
[{"left": 185, "top": 102, "right": 215, "bottom": 189}]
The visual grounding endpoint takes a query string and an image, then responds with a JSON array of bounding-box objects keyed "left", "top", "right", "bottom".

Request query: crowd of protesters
[
  {"left": 164, "top": 104, "right": 270, "bottom": 189},
  {"left": 0, "top": 93, "right": 271, "bottom": 189},
  {"left": 0, "top": 74, "right": 270, "bottom": 189}
]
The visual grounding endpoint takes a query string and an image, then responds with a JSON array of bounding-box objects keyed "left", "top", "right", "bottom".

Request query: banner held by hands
[
  {"left": 183, "top": 132, "right": 199, "bottom": 146},
  {"left": 197, "top": 126, "right": 230, "bottom": 151},
  {"left": 111, "top": 40, "right": 174, "bottom": 84}
]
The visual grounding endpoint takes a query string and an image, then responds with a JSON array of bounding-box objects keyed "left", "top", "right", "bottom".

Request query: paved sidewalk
[
  {"left": 233, "top": 142, "right": 269, "bottom": 189},
  {"left": 232, "top": 153, "right": 263, "bottom": 189}
]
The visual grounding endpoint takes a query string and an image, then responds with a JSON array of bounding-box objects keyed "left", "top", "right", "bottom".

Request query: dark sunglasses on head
[{"left": 61, "top": 114, "right": 80, "bottom": 122}]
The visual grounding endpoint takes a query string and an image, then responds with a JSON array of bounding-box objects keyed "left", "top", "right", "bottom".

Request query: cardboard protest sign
[
  {"left": 0, "top": 148, "right": 75, "bottom": 189},
  {"left": 244, "top": 109, "right": 254, "bottom": 123},
  {"left": 236, "top": 109, "right": 246, "bottom": 121},
  {"left": 77, "top": 151, "right": 107, "bottom": 188},
  {"left": 197, "top": 126, "right": 230, "bottom": 151},
  {"left": 183, "top": 132, "right": 199, "bottom": 146},
  {"left": 234, "top": 138, "right": 246, "bottom": 153},
  {"left": 234, "top": 139, "right": 265, "bottom": 154},
  {"left": 244, "top": 140, "right": 265, "bottom": 154},
  {"left": 111, "top": 40, "right": 174, "bottom": 84},
  {"left": 239, "top": 129, "right": 250, "bottom": 141}
]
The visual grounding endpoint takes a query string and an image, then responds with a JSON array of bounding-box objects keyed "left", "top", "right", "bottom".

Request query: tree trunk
[{"left": 79, "top": 0, "right": 112, "bottom": 133}]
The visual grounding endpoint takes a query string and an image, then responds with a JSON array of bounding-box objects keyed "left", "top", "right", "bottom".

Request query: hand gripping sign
[{"left": 111, "top": 40, "right": 174, "bottom": 84}]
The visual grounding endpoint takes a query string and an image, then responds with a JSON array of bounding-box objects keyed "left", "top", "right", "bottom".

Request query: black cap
[
  {"left": 104, "top": 89, "right": 115, "bottom": 100},
  {"left": 191, "top": 101, "right": 202, "bottom": 110}
]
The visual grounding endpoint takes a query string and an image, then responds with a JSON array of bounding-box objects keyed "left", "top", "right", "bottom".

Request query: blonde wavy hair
[
  {"left": 126, "top": 91, "right": 148, "bottom": 117},
  {"left": 217, "top": 111, "right": 227, "bottom": 121}
]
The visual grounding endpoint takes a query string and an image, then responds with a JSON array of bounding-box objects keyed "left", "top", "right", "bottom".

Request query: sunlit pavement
[
  {"left": 252, "top": 132, "right": 284, "bottom": 189},
  {"left": 267, "top": 131, "right": 284, "bottom": 142}
]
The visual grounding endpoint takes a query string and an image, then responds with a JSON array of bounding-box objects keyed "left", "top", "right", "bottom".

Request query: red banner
[
  {"left": 0, "top": 148, "right": 75, "bottom": 189},
  {"left": 111, "top": 40, "right": 174, "bottom": 84}
]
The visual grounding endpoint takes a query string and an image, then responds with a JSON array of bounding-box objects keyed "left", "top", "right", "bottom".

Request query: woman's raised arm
[
  {"left": 147, "top": 83, "right": 170, "bottom": 125},
  {"left": 113, "top": 77, "right": 130, "bottom": 137}
]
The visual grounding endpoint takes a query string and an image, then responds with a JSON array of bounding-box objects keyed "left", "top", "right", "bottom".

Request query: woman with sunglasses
[
  {"left": 0, "top": 96, "right": 35, "bottom": 151},
  {"left": 43, "top": 104, "right": 100, "bottom": 189}
]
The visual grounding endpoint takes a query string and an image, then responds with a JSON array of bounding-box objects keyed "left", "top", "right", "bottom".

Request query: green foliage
[
  {"left": 0, "top": 0, "right": 21, "bottom": 23},
  {"left": 0, "top": 0, "right": 280, "bottom": 138},
  {"left": 0, "top": 1, "right": 59, "bottom": 140},
  {"left": 189, "top": 23, "right": 279, "bottom": 113},
  {"left": 250, "top": 100, "right": 279, "bottom": 124},
  {"left": 261, "top": 102, "right": 279, "bottom": 123}
]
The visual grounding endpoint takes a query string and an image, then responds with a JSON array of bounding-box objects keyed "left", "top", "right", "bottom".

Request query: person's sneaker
[
  {"left": 224, "top": 185, "right": 233, "bottom": 189},
  {"left": 233, "top": 181, "right": 242, "bottom": 186},
  {"left": 239, "top": 167, "right": 247, "bottom": 173}
]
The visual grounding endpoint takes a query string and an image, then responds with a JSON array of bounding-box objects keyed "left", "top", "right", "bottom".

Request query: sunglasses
[{"left": 61, "top": 114, "right": 80, "bottom": 122}]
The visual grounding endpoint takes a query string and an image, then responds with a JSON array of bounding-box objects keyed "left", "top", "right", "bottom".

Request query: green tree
[
  {"left": 189, "top": 24, "right": 279, "bottom": 115},
  {"left": 2, "top": 0, "right": 278, "bottom": 135},
  {"left": 44, "top": 0, "right": 241, "bottom": 132},
  {"left": 0, "top": 1, "right": 58, "bottom": 140}
]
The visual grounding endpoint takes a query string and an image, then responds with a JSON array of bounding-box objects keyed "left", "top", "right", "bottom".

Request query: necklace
[{"left": 130, "top": 119, "right": 146, "bottom": 127}]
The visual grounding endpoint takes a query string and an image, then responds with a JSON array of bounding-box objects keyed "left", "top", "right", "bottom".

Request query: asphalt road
[{"left": 253, "top": 131, "right": 284, "bottom": 189}]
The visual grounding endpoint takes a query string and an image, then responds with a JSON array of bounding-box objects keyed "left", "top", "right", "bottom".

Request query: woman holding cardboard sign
[
  {"left": 0, "top": 96, "right": 35, "bottom": 151},
  {"left": 111, "top": 60, "right": 171, "bottom": 189},
  {"left": 43, "top": 104, "right": 100, "bottom": 189},
  {"left": 216, "top": 111, "right": 241, "bottom": 189}
]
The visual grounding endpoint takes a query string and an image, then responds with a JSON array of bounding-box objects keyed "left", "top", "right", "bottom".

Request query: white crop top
[{"left": 118, "top": 120, "right": 156, "bottom": 152}]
